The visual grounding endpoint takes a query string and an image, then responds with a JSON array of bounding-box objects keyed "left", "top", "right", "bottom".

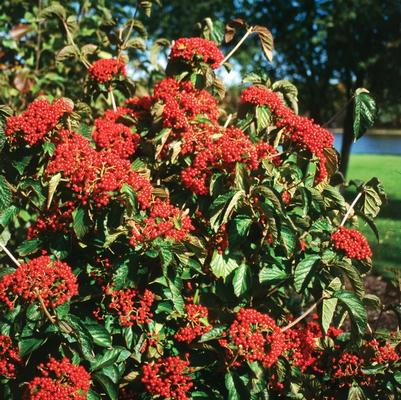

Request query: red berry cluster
[
  {"left": 141, "top": 356, "right": 193, "bottom": 400},
  {"left": 92, "top": 117, "right": 140, "bottom": 159},
  {"left": 332, "top": 352, "right": 366, "bottom": 387},
  {"left": 210, "top": 224, "right": 229, "bottom": 254},
  {"left": 181, "top": 127, "right": 279, "bottom": 195},
  {"left": 226, "top": 308, "right": 285, "bottom": 368},
  {"left": 175, "top": 303, "right": 212, "bottom": 343},
  {"left": 27, "top": 201, "right": 75, "bottom": 239},
  {"left": 170, "top": 37, "right": 224, "bottom": 69},
  {"left": 107, "top": 287, "right": 155, "bottom": 327},
  {"left": 125, "top": 95, "right": 153, "bottom": 121},
  {"left": 241, "top": 85, "right": 334, "bottom": 182},
  {"left": 118, "top": 388, "right": 137, "bottom": 399},
  {"left": 0, "top": 255, "right": 77, "bottom": 309},
  {"left": 88, "top": 58, "right": 126, "bottom": 83},
  {"left": 0, "top": 335, "right": 20, "bottom": 379},
  {"left": 130, "top": 198, "right": 194, "bottom": 246},
  {"left": 6, "top": 98, "right": 72, "bottom": 145},
  {"left": 365, "top": 339, "right": 399, "bottom": 364},
  {"left": 331, "top": 226, "right": 372, "bottom": 260},
  {"left": 23, "top": 357, "right": 90, "bottom": 400},
  {"left": 153, "top": 77, "right": 219, "bottom": 142},
  {"left": 46, "top": 130, "right": 152, "bottom": 208}
]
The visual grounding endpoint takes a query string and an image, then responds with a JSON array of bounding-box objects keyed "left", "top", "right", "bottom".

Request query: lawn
[{"left": 348, "top": 154, "right": 401, "bottom": 281}]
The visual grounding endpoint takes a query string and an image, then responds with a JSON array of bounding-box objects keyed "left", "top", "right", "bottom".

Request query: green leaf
[
  {"left": 358, "top": 178, "right": 386, "bottom": 219},
  {"left": 272, "top": 80, "right": 298, "bottom": 113},
  {"left": 150, "top": 38, "right": 170, "bottom": 68},
  {"left": 0, "top": 176, "right": 12, "bottom": 213},
  {"left": 353, "top": 88, "right": 377, "bottom": 141},
  {"left": 93, "top": 373, "right": 118, "bottom": 400},
  {"left": 225, "top": 372, "right": 240, "bottom": 400},
  {"left": 167, "top": 278, "right": 185, "bottom": 314},
  {"left": 199, "top": 326, "right": 226, "bottom": 342},
  {"left": 210, "top": 250, "right": 239, "bottom": 280},
  {"left": 87, "top": 389, "right": 102, "bottom": 400},
  {"left": 90, "top": 348, "right": 121, "bottom": 371},
  {"left": 72, "top": 207, "right": 89, "bottom": 239},
  {"left": 17, "top": 238, "right": 42, "bottom": 256},
  {"left": 347, "top": 383, "right": 366, "bottom": 400},
  {"left": 253, "top": 186, "right": 282, "bottom": 212},
  {"left": 334, "top": 290, "right": 367, "bottom": 336},
  {"left": 321, "top": 298, "right": 338, "bottom": 334},
  {"left": 294, "top": 254, "right": 320, "bottom": 292},
  {"left": 232, "top": 263, "right": 251, "bottom": 297},
  {"left": 86, "top": 320, "right": 112, "bottom": 348},
  {"left": 331, "top": 261, "right": 365, "bottom": 298},
  {"left": 56, "top": 45, "right": 77, "bottom": 62},
  {"left": 280, "top": 225, "right": 296, "bottom": 256},
  {"left": 19, "top": 336, "right": 45, "bottom": 357},
  {"left": 255, "top": 106, "right": 270, "bottom": 130},
  {"left": 39, "top": 2, "right": 67, "bottom": 20},
  {"left": 259, "top": 266, "right": 287, "bottom": 283},
  {"left": 47, "top": 173, "right": 61, "bottom": 209},
  {"left": 232, "top": 215, "right": 253, "bottom": 237}
]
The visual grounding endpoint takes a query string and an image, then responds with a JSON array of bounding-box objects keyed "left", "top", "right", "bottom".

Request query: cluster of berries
[
  {"left": 23, "top": 357, "right": 90, "bottom": 400},
  {"left": 107, "top": 287, "right": 155, "bottom": 327},
  {"left": 331, "top": 226, "right": 372, "bottom": 260},
  {"left": 241, "top": 85, "right": 334, "bottom": 182},
  {"left": 169, "top": 37, "right": 224, "bottom": 69},
  {"left": 5, "top": 98, "right": 72, "bottom": 145},
  {"left": 141, "top": 356, "right": 193, "bottom": 400},
  {"left": 175, "top": 303, "right": 212, "bottom": 343},
  {"left": 46, "top": 129, "right": 152, "bottom": 208},
  {"left": 130, "top": 198, "right": 194, "bottom": 246},
  {"left": 88, "top": 58, "right": 126, "bottom": 82},
  {"left": 181, "top": 126, "right": 279, "bottom": 195},
  {"left": 221, "top": 308, "right": 285, "bottom": 368},
  {"left": 0, "top": 335, "right": 20, "bottom": 379},
  {"left": 0, "top": 255, "right": 77, "bottom": 309}
]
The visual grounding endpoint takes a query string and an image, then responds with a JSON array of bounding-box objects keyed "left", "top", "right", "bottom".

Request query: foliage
[{"left": 0, "top": 3, "right": 400, "bottom": 399}]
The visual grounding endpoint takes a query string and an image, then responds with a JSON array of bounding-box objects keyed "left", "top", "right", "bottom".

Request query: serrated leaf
[
  {"left": 272, "top": 79, "right": 298, "bottom": 113},
  {"left": 253, "top": 25, "right": 274, "bottom": 62},
  {"left": 39, "top": 3, "right": 67, "bottom": 20},
  {"left": 232, "top": 263, "right": 251, "bottom": 297},
  {"left": 199, "top": 326, "right": 225, "bottom": 342},
  {"left": 280, "top": 225, "right": 296, "bottom": 256},
  {"left": 253, "top": 185, "right": 282, "bottom": 212},
  {"left": 347, "top": 383, "right": 366, "bottom": 400},
  {"left": 224, "top": 18, "right": 246, "bottom": 43},
  {"left": 19, "top": 336, "right": 45, "bottom": 357},
  {"left": 255, "top": 105, "right": 270, "bottom": 131},
  {"left": 259, "top": 266, "right": 287, "bottom": 283},
  {"left": 232, "top": 215, "right": 252, "bottom": 237},
  {"left": 353, "top": 88, "right": 377, "bottom": 141},
  {"left": 86, "top": 321, "right": 112, "bottom": 348},
  {"left": 332, "top": 261, "right": 365, "bottom": 298},
  {"left": 225, "top": 371, "right": 240, "bottom": 400},
  {"left": 334, "top": 290, "right": 367, "bottom": 336},
  {"left": 294, "top": 254, "right": 320, "bottom": 292},
  {"left": 17, "top": 238, "right": 42, "bottom": 256},
  {"left": 81, "top": 44, "right": 98, "bottom": 56},
  {"left": 56, "top": 45, "right": 76, "bottom": 61},
  {"left": 0, "top": 176, "right": 12, "bottom": 213},
  {"left": 125, "top": 38, "right": 146, "bottom": 51},
  {"left": 90, "top": 348, "right": 122, "bottom": 371},
  {"left": 358, "top": 178, "right": 386, "bottom": 219},
  {"left": 47, "top": 173, "right": 61, "bottom": 209},
  {"left": 150, "top": 38, "right": 170, "bottom": 68},
  {"left": 321, "top": 298, "right": 338, "bottom": 334},
  {"left": 210, "top": 250, "right": 239, "bottom": 280},
  {"left": 94, "top": 373, "right": 118, "bottom": 400},
  {"left": 72, "top": 207, "right": 89, "bottom": 239}
]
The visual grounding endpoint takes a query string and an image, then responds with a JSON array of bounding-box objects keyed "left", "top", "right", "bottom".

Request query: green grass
[{"left": 348, "top": 155, "right": 401, "bottom": 280}]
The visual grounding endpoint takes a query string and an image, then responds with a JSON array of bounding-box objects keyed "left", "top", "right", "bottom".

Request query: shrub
[{"left": 0, "top": 5, "right": 398, "bottom": 400}]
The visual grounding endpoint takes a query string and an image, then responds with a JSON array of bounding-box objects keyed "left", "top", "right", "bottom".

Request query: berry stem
[
  {"left": 35, "top": 289, "right": 56, "bottom": 324},
  {"left": 0, "top": 242, "right": 21, "bottom": 267},
  {"left": 340, "top": 191, "right": 363, "bottom": 226},
  {"left": 223, "top": 114, "right": 233, "bottom": 128},
  {"left": 109, "top": 87, "right": 117, "bottom": 112},
  {"left": 219, "top": 27, "right": 254, "bottom": 67},
  {"left": 281, "top": 297, "right": 324, "bottom": 332}
]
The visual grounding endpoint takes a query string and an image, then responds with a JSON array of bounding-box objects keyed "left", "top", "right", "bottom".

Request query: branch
[
  {"left": 219, "top": 27, "right": 254, "bottom": 67},
  {"left": 0, "top": 242, "right": 21, "bottom": 267},
  {"left": 109, "top": 87, "right": 117, "bottom": 112},
  {"left": 281, "top": 297, "right": 324, "bottom": 332},
  {"left": 340, "top": 191, "right": 363, "bottom": 226},
  {"left": 35, "top": 290, "right": 56, "bottom": 324}
]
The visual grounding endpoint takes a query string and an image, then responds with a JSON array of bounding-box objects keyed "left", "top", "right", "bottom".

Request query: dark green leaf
[
  {"left": 259, "top": 266, "right": 287, "bottom": 283},
  {"left": 225, "top": 371, "right": 240, "bottom": 400},
  {"left": 72, "top": 207, "right": 89, "bottom": 239},
  {"left": 232, "top": 263, "right": 251, "bottom": 297},
  {"left": 0, "top": 176, "right": 12, "bottom": 213},
  {"left": 353, "top": 88, "right": 377, "bottom": 141},
  {"left": 93, "top": 373, "right": 118, "bottom": 400},
  {"left": 294, "top": 254, "right": 320, "bottom": 292},
  {"left": 17, "top": 238, "right": 42, "bottom": 256},
  {"left": 210, "top": 250, "right": 239, "bottom": 280},
  {"left": 321, "top": 298, "right": 338, "bottom": 334}
]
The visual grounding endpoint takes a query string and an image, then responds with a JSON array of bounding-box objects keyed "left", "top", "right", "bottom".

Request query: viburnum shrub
[{"left": 0, "top": 6, "right": 398, "bottom": 400}]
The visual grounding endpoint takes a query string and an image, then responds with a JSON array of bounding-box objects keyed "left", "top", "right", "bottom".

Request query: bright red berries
[
  {"left": 6, "top": 98, "right": 72, "bottom": 145},
  {"left": 241, "top": 85, "right": 334, "bottom": 182},
  {"left": 0, "top": 255, "right": 77, "bottom": 309},
  {"left": 89, "top": 58, "right": 126, "bottom": 82},
  {"left": 226, "top": 308, "right": 285, "bottom": 368},
  {"left": 332, "top": 226, "right": 372, "bottom": 260},
  {"left": 130, "top": 198, "right": 194, "bottom": 246},
  {"left": 0, "top": 335, "right": 20, "bottom": 378},
  {"left": 107, "top": 287, "right": 155, "bottom": 327},
  {"left": 23, "top": 357, "right": 90, "bottom": 400},
  {"left": 170, "top": 37, "right": 224, "bottom": 69},
  {"left": 175, "top": 303, "right": 212, "bottom": 343},
  {"left": 142, "top": 356, "right": 193, "bottom": 400}
]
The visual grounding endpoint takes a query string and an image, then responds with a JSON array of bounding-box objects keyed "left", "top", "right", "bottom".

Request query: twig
[
  {"left": 62, "top": 20, "right": 91, "bottom": 69},
  {"left": 36, "top": 290, "right": 56, "bottom": 324},
  {"left": 223, "top": 114, "right": 233, "bottom": 128},
  {"left": 219, "top": 27, "right": 254, "bottom": 67},
  {"left": 109, "top": 87, "right": 117, "bottom": 111},
  {"left": 281, "top": 297, "right": 324, "bottom": 332},
  {"left": 35, "top": 0, "right": 43, "bottom": 73},
  {"left": 0, "top": 242, "right": 21, "bottom": 267},
  {"left": 340, "top": 191, "right": 363, "bottom": 226}
]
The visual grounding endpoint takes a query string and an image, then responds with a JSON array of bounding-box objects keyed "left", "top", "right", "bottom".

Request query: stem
[
  {"left": 340, "top": 191, "right": 363, "bottom": 226},
  {"left": 35, "top": 0, "right": 43, "bottom": 73},
  {"left": 62, "top": 20, "right": 91, "bottom": 69},
  {"left": 109, "top": 87, "right": 117, "bottom": 111},
  {"left": 36, "top": 290, "right": 56, "bottom": 324},
  {"left": 219, "top": 27, "right": 254, "bottom": 67},
  {"left": 223, "top": 114, "right": 233, "bottom": 128},
  {"left": 281, "top": 297, "right": 324, "bottom": 332},
  {"left": 0, "top": 242, "right": 21, "bottom": 267}
]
